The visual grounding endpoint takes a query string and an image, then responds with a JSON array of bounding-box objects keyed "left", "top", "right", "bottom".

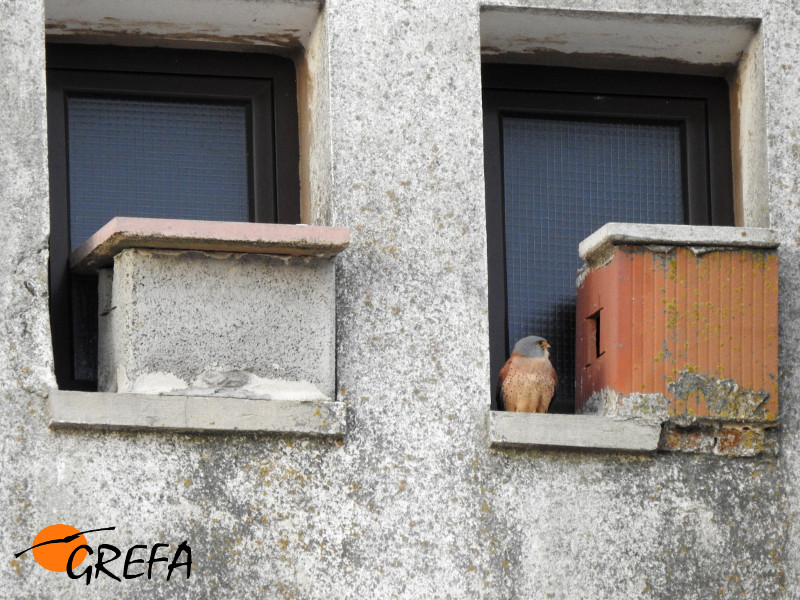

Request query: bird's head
[{"left": 512, "top": 335, "right": 551, "bottom": 359}]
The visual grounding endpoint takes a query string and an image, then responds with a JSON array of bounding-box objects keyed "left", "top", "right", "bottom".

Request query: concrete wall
[{"left": 2, "top": 0, "right": 800, "bottom": 597}]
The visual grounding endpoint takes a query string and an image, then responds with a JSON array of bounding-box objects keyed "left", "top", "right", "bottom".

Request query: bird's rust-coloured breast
[{"left": 500, "top": 353, "right": 557, "bottom": 413}]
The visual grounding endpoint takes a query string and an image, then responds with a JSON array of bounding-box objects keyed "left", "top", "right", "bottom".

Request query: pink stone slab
[{"left": 70, "top": 217, "right": 350, "bottom": 273}]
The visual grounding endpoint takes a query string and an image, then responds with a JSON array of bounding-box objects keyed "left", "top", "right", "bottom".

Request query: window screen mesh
[
  {"left": 67, "top": 96, "right": 250, "bottom": 250},
  {"left": 66, "top": 96, "right": 250, "bottom": 381},
  {"left": 503, "top": 117, "right": 683, "bottom": 411}
]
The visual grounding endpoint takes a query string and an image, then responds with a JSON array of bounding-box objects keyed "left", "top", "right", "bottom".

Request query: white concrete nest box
[{"left": 71, "top": 217, "right": 349, "bottom": 401}]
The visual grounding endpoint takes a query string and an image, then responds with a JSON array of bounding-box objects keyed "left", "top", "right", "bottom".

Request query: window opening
[
  {"left": 483, "top": 65, "right": 733, "bottom": 412},
  {"left": 47, "top": 44, "right": 300, "bottom": 390},
  {"left": 586, "top": 309, "right": 604, "bottom": 365}
]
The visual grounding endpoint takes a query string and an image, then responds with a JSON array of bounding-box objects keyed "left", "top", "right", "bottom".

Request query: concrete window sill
[
  {"left": 48, "top": 390, "right": 346, "bottom": 439},
  {"left": 489, "top": 411, "right": 661, "bottom": 452}
]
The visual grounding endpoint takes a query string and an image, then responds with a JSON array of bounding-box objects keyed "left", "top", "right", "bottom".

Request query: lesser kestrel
[{"left": 499, "top": 335, "right": 557, "bottom": 413}]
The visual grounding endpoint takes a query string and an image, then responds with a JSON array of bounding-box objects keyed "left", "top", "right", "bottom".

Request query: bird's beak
[{"left": 544, "top": 342, "right": 551, "bottom": 349}]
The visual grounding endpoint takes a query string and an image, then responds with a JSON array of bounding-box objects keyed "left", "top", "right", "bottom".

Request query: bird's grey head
[{"left": 512, "top": 335, "right": 551, "bottom": 358}]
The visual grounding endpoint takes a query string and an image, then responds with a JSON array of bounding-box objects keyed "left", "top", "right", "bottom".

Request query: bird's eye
[{"left": 538, "top": 341, "right": 545, "bottom": 346}]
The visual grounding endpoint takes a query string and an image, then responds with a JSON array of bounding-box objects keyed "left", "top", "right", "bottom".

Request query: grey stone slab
[
  {"left": 71, "top": 217, "right": 350, "bottom": 274},
  {"left": 48, "top": 390, "right": 346, "bottom": 437},
  {"left": 490, "top": 411, "right": 662, "bottom": 451},
  {"left": 579, "top": 222, "right": 779, "bottom": 262}
]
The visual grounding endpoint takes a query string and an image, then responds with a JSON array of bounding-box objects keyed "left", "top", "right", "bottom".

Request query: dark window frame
[
  {"left": 47, "top": 44, "right": 300, "bottom": 390},
  {"left": 483, "top": 64, "right": 734, "bottom": 410}
]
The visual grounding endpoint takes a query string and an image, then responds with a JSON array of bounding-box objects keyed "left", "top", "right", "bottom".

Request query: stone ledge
[
  {"left": 70, "top": 217, "right": 350, "bottom": 274},
  {"left": 48, "top": 390, "right": 346, "bottom": 438},
  {"left": 489, "top": 411, "right": 661, "bottom": 452},
  {"left": 579, "top": 223, "right": 779, "bottom": 263}
]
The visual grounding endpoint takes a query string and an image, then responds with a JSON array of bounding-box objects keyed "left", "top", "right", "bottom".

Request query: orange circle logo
[{"left": 31, "top": 524, "right": 88, "bottom": 572}]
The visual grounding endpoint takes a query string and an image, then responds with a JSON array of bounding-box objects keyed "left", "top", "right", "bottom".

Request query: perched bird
[{"left": 499, "top": 336, "right": 557, "bottom": 413}]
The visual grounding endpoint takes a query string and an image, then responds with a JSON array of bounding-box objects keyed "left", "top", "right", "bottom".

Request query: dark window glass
[
  {"left": 483, "top": 65, "right": 733, "bottom": 412},
  {"left": 503, "top": 117, "right": 684, "bottom": 409},
  {"left": 47, "top": 45, "right": 299, "bottom": 390},
  {"left": 67, "top": 97, "right": 250, "bottom": 250}
]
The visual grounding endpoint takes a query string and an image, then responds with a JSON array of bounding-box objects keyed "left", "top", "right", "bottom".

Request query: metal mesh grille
[
  {"left": 503, "top": 116, "right": 683, "bottom": 411},
  {"left": 67, "top": 96, "right": 250, "bottom": 249}
]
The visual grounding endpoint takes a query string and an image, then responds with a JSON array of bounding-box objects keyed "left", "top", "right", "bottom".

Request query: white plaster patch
[
  {"left": 183, "top": 368, "right": 330, "bottom": 401},
  {"left": 126, "top": 368, "right": 328, "bottom": 400},
  {"left": 128, "top": 371, "right": 189, "bottom": 394},
  {"left": 581, "top": 387, "right": 670, "bottom": 426}
]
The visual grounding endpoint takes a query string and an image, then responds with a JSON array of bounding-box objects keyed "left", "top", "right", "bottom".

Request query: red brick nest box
[{"left": 575, "top": 223, "right": 779, "bottom": 425}]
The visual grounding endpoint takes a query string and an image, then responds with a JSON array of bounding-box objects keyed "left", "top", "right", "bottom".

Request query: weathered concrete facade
[{"left": 3, "top": 0, "right": 800, "bottom": 597}]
